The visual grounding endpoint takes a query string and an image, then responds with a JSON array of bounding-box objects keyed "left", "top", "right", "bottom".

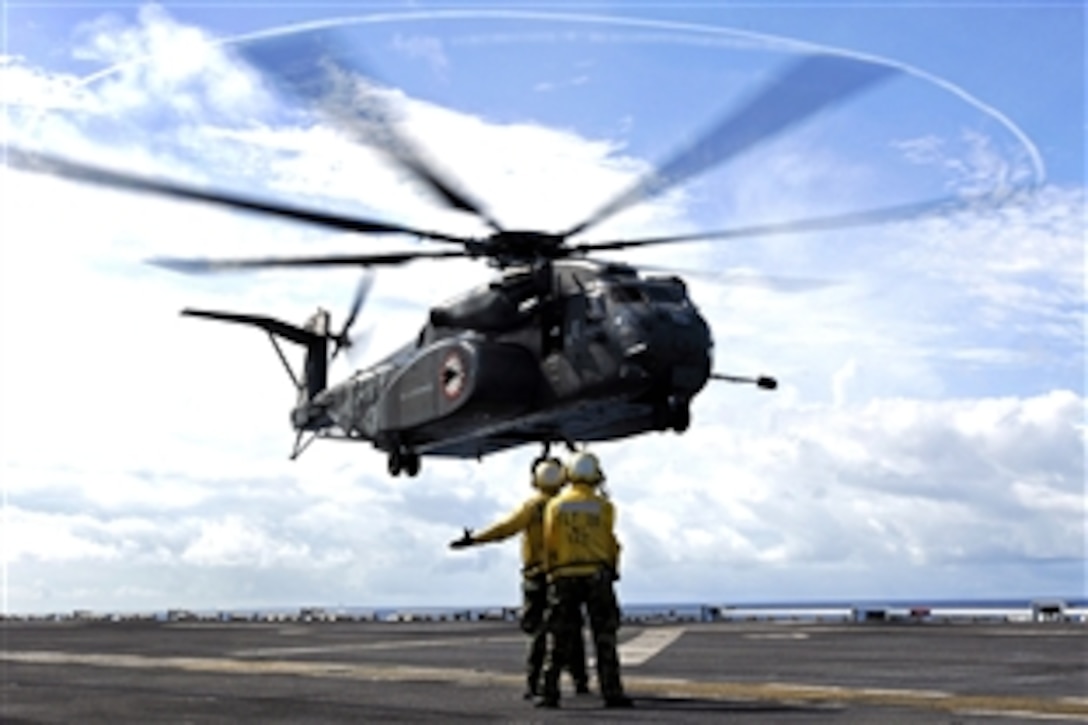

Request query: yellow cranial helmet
[
  {"left": 533, "top": 458, "right": 566, "bottom": 491},
  {"left": 566, "top": 451, "right": 604, "bottom": 485}
]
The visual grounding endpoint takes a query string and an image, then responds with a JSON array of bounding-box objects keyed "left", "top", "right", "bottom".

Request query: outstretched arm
[
  {"left": 471, "top": 501, "right": 535, "bottom": 544},
  {"left": 448, "top": 499, "right": 536, "bottom": 550}
]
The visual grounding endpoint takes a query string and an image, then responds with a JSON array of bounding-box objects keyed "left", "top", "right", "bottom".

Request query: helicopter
[{"left": 10, "top": 50, "right": 960, "bottom": 477}]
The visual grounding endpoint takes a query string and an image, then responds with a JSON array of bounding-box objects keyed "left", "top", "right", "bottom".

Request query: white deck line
[{"left": 617, "top": 626, "right": 685, "bottom": 666}]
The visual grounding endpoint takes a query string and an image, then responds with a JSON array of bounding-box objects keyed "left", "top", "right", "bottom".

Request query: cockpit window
[
  {"left": 642, "top": 285, "right": 686, "bottom": 303},
  {"left": 608, "top": 285, "right": 644, "bottom": 303},
  {"left": 587, "top": 292, "right": 606, "bottom": 319},
  {"left": 607, "top": 282, "right": 686, "bottom": 304},
  {"left": 494, "top": 273, "right": 536, "bottom": 300}
]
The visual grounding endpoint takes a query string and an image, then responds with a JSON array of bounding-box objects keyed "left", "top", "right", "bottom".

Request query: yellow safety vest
[{"left": 543, "top": 484, "right": 620, "bottom": 579}]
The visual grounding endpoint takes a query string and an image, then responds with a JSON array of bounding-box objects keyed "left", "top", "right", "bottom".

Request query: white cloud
[
  {"left": 71, "top": 4, "right": 272, "bottom": 122},
  {"left": 895, "top": 130, "right": 1033, "bottom": 193},
  {"left": 7, "top": 388, "right": 1081, "bottom": 610},
  {"left": 0, "top": 56, "right": 97, "bottom": 111},
  {"left": 905, "top": 186, "right": 1083, "bottom": 321},
  {"left": 181, "top": 515, "right": 314, "bottom": 568},
  {"left": 831, "top": 358, "right": 858, "bottom": 408},
  {"left": 609, "top": 390, "right": 1084, "bottom": 600}
]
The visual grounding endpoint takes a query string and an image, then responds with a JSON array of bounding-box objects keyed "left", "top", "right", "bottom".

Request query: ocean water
[
  {"left": 151, "top": 596, "right": 1086, "bottom": 623},
  {"left": 29, "top": 593, "right": 1077, "bottom": 622}
]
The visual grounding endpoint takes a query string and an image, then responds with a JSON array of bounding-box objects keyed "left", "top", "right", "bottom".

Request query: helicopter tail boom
[{"left": 181, "top": 307, "right": 331, "bottom": 405}]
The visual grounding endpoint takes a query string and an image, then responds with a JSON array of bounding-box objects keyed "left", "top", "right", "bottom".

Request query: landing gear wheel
[
  {"left": 403, "top": 452, "right": 421, "bottom": 477},
  {"left": 387, "top": 450, "right": 403, "bottom": 477},
  {"left": 653, "top": 395, "right": 690, "bottom": 433},
  {"left": 388, "top": 448, "right": 420, "bottom": 477},
  {"left": 668, "top": 396, "right": 691, "bottom": 433},
  {"left": 652, "top": 400, "right": 670, "bottom": 431}
]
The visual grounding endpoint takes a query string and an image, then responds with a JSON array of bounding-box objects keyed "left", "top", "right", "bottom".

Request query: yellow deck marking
[{"left": 4, "top": 649, "right": 1087, "bottom": 720}]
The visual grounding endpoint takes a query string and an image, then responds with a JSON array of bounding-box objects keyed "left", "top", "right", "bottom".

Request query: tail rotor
[{"left": 329, "top": 270, "right": 375, "bottom": 366}]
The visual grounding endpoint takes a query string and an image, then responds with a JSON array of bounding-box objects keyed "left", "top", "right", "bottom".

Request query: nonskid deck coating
[{"left": 2, "top": 619, "right": 1085, "bottom": 723}]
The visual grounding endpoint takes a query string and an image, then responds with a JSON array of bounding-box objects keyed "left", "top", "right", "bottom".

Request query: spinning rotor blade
[
  {"left": 7, "top": 147, "right": 471, "bottom": 244},
  {"left": 341, "top": 270, "right": 374, "bottom": 337},
  {"left": 571, "top": 189, "right": 1027, "bottom": 254},
  {"left": 239, "top": 35, "right": 503, "bottom": 232},
  {"left": 330, "top": 270, "right": 374, "bottom": 361},
  {"left": 149, "top": 249, "right": 468, "bottom": 274},
  {"left": 602, "top": 261, "right": 837, "bottom": 292},
  {"left": 564, "top": 54, "right": 899, "bottom": 239}
]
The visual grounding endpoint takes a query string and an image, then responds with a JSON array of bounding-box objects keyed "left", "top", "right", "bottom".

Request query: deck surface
[{"left": 2, "top": 619, "right": 1085, "bottom": 722}]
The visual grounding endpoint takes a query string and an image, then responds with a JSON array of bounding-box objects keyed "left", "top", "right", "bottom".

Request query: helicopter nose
[
  {"left": 662, "top": 310, "right": 712, "bottom": 384},
  {"left": 657, "top": 307, "right": 712, "bottom": 354},
  {"left": 623, "top": 307, "right": 711, "bottom": 378}
]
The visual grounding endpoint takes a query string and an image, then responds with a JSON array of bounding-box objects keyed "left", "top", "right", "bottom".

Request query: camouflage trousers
[
  {"left": 522, "top": 574, "right": 587, "bottom": 693},
  {"left": 540, "top": 572, "right": 625, "bottom": 701}
]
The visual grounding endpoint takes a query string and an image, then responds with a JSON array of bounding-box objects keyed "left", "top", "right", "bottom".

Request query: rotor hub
[{"left": 483, "top": 230, "right": 567, "bottom": 266}]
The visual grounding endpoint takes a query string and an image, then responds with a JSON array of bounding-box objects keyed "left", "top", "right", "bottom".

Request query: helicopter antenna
[{"left": 710, "top": 373, "right": 778, "bottom": 390}]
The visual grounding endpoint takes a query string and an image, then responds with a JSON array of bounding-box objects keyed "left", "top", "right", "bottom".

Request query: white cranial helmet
[
  {"left": 566, "top": 451, "right": 604, "bottom": 485},
  {"left": 533, "top": 458, "right": 565, "bottom": 491}
]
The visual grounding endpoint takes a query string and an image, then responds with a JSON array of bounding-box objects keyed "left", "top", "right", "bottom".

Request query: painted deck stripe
[
  {"left": 957, "top": 710, "right": 1088, "bottom": 723},
  {"left": 618, "top": 626, "right": 685, "bottom": 666},
  {"left": 232, "top": 634, "right": 523, "bottom": 658}
]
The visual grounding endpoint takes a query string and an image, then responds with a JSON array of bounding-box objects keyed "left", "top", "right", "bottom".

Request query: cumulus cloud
[
  {"left": 609, "top": 389, "right": 1084, "bottom": 601},
  {"left": 1, "top": 8, "right": 1082, "bottom": 613},
  {"left": 0, "top": 55, "right": 96, "bottom": 112},
  {"left": 5, "top": 389, "right": 1081, "bottom": 610},
  {"left": 70, "top": 4, "right": 273, "bottom": 123}
]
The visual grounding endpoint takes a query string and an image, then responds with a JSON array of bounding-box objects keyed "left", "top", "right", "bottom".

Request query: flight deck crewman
[
  {"left": 449, "top": 458, "right": 589, "bottom": 699},
  {"left": 537, "top": 450, "right": 633, "bottom": 709}
]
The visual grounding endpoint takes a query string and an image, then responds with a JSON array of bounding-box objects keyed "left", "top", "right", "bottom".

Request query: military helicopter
[{"left": 12, "top": 50, "right": 967, "bottom": 477}]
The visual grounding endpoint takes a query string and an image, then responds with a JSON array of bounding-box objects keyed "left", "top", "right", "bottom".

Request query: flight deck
[{"left": 2, "top": 617, "right": 1086, "bottom": 723}]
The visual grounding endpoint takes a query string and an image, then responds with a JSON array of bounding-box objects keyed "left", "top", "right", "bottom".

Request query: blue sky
[
  {"left": 1, "top": 2, "right": 1083, "bottom": 614},
  {"left": 6, "top": 3, "right": 1082, "bottom": 178}
]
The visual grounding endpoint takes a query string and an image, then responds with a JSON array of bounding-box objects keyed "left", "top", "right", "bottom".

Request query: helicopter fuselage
[{"left": 299, "top": 259, "right": 712, "bottom": 471}]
